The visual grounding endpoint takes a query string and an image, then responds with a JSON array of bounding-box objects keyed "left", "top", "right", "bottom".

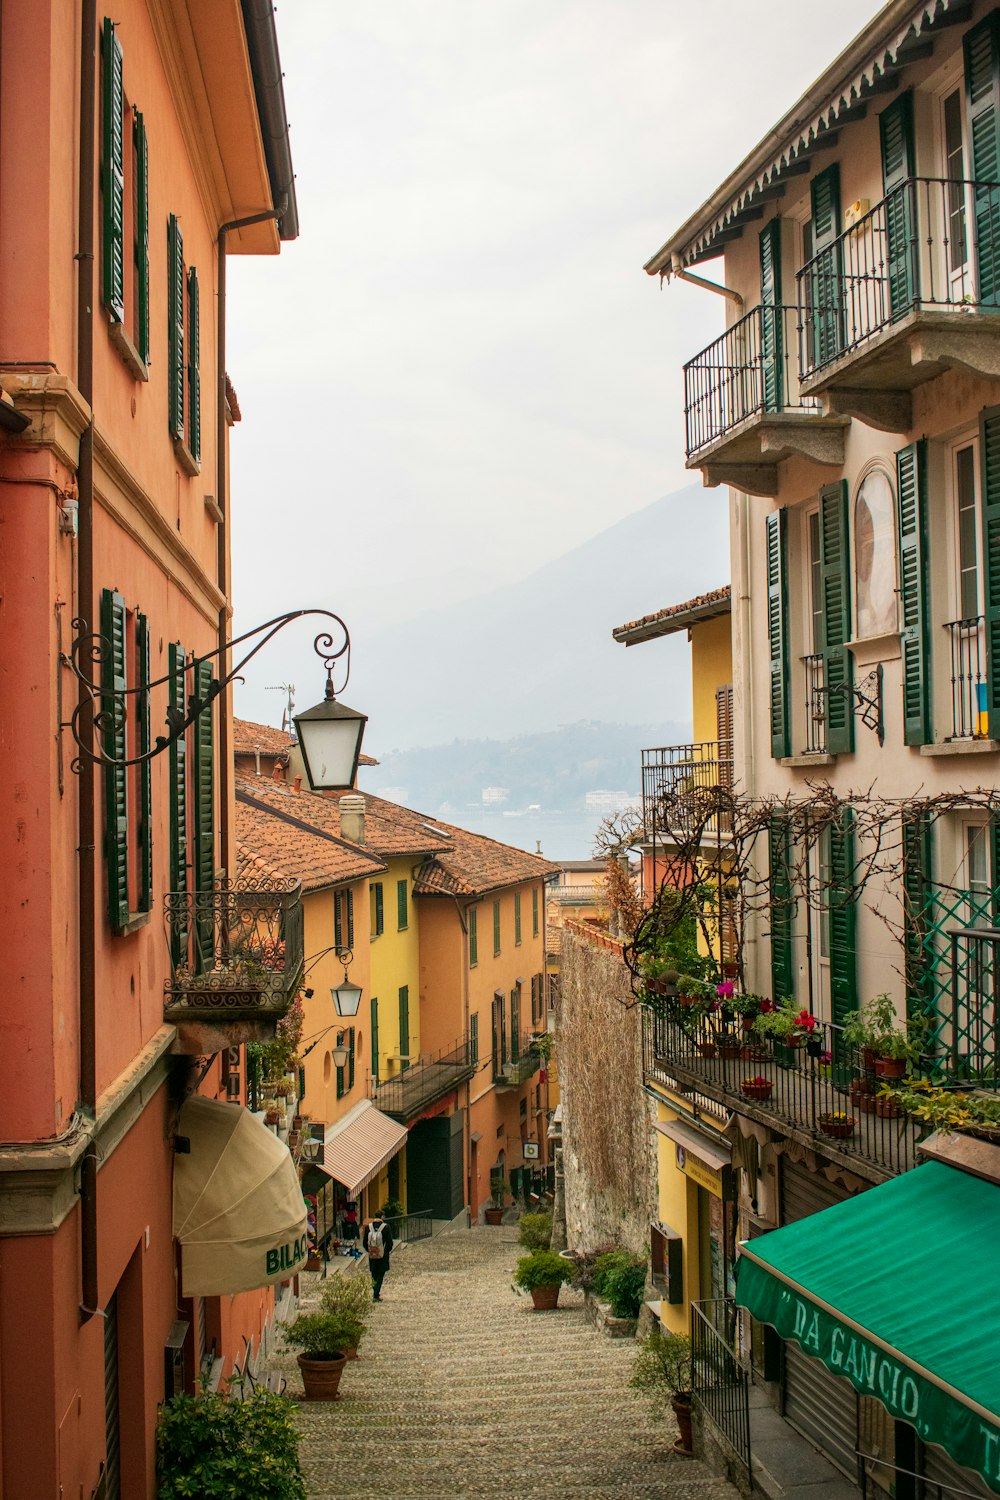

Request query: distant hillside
[{"left": 349, "top": 481, "right": 728, "bottom": 749}]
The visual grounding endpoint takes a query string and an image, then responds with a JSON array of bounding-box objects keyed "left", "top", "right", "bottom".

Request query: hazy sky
[{"left": 228, "top": 0, "right": 875, "bottom": 731}]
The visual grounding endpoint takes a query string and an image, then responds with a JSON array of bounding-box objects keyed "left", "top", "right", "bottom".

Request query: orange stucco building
[{"left": 0, "top": 4, "right": 298, "bottom": 1496}]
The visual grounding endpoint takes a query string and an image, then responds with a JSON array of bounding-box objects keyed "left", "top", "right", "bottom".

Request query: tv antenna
[{"left": 266, "top": 682, "right": 296, "bottom": 733}]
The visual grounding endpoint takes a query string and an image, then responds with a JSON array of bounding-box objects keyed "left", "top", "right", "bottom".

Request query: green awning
[{"left": 735, "top": 1161, "right": 1000, "bottom": 1492}]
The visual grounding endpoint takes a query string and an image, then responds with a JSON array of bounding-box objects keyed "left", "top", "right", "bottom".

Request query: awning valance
[
  {"left": 655, "top": 1118, "right": 731, "bottom": 1174},
  {"left": 319, "top": 1099, "right": 408, "bottom": 1197},
  {"left": 173, "top": 1096, "right": 308, "bottom": 1297},
  {"left": 735, "top": 1161, "right": 1000, "bottom": 1492}
]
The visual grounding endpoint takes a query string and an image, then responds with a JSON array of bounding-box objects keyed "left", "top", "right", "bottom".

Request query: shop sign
[{"left": 675, "top": 1143, "right": 723, "bottom": 1198}]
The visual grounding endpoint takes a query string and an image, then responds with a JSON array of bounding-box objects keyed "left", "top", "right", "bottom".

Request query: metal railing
[
  {"left": 382, "top": 1209, "right": 433, "bottom": 1244},
  {"left": 797, "top": 176, "right": 1000, "bottom": 379},
  {"left": 684, "top": 304, "right": 820, "bottom": 458},
  {"left": 641, "top": 741, "right": 733, "bottom": 841},
  {"left": 691, "top": 1298, "right": 751, "bottom": 1479},
  {"left": 372, "top": 1038, "right": 475, "bottom": 1120},
  {"left": 163, "top": 877, "right": 304, "bottom": 1021},
  {"left": 945, "top": 616, "right": 987, "bottom": 739},
  {"left": 549, "top": 884, "right": 603, "bottom": 906},
  {"left": 493, "top": 1049, "right": 542, "bottom": 1088},
  {"left": 801, "top": 653, "right": 827, "bottom": 754},
  {"left": 949, "top": 928, "right": 1000, "bottom": 1083},
  {"left": 858, "top": 1450, "right": 993, "bottom": 1499}
]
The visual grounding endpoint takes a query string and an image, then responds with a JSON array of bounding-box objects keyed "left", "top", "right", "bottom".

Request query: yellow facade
[
  {"left": 298, "top": 881, "right": 372, "bottom": 1129},
  {"left": 369, "top": 857, "right": 422, "bottom": 1083},
  {"left": 691, "top": 613, "right": 734, "bottom": 743}
]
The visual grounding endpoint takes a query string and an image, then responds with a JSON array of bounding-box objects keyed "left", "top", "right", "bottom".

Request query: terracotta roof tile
[
  {"left": 235, "top": 775, "right": 450, "bottom": 859},
  {"left": 413, "top": 818, "right": 561, "bottom": 899},
  {"left": 233, "top": 715, "right": 378, "bottom": 767},
  {"left": 235, "top": 788, "right": 385, "bottom": 891},
  {"left": 612, "top": 585, "right": 731, "bottom": 646}
]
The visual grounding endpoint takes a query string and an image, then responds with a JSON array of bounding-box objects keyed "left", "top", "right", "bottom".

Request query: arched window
[{"left": 854, "top": 467, "right": 897, "bottom": 638}]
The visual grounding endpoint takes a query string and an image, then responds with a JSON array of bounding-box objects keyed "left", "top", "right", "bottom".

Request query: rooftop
[
  {"left": 235, "top": 789, "right": 385, "bottom": 892},
  {"left": 613, "top": 585, "right": 731, "bottom": 646},
  {"left": 235, "top": 774, "right": 451, "bottom": 859},
  {"left": 232, "top": 715, "right": 378, "bottom": 766},
  {"left": 414, "top": 819, "right": 560, "bottom": 900}
]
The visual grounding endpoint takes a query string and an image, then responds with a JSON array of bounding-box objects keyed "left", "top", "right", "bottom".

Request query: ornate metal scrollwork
[{"left": 825, "top": 663, "right": 884, "bottom": 745}]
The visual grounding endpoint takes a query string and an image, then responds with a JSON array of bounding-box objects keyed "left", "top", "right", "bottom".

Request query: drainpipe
[
  {"left": 669, "top": 254, "right": 744, "bottom": 313},
  {"left": 77, "top": 0, "right": 99, "bottom": 1323}
]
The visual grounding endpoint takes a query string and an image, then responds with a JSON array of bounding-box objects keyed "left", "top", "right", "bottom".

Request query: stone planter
[{"left": 584, "top": 1292, "right": 638, "bottom": 1338}]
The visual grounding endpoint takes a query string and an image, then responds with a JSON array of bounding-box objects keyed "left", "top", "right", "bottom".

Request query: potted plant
[
  {"left": 319, "top": 1273, "right": 373, "bottom": 1359},
  {"left": 518, "top": 1212, "right": 553, "bottom": 1251},
  {"left": 630, "top": 1327, "right": 694, "bottom": 1456},
  {"left": 818, "top": 1111, "right": 856, "bottom": 1140},
  {"left": 740, "top": 1074, "right": 773, "bottom": 1101},
  {"left": 842, "top": 993, "right": 920, "bottom": 1078},
  {"left": 485, "top": 1177, "right": 508, "bottom": 1225},
  {"left": 264, "top": 1102, "right": 282, "bottom": 1132},
  {"left": 284, "top": 1306, "right": 364, "bottom": 1399},
  {"left": 156, "top": 1386, "right": 306, "bottom": 1498},
  {"left": 513, "top": 1249, "right": 574, "bottom": 1310}
]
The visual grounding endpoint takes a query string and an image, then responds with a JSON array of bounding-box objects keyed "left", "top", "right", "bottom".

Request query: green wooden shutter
[
  {"left": 469, "top": 907, "right": 478, "bottom": 965},
  {"left": 134, "top": 111, "right": 150, "bottom": 365},
  {"left": 187, "top": 267, "right": 201, "bottom": 462},
  {"left": 192, "top": 658, "right": 215, "bottom": 961},
  {"left": 346, "top": 888, "right": 354, "bottom": 948},
  {"left": 136, "top": 613, "right": 152, "bottom": 912},
  {"left": 470, "top": 1011, "right": 479, "bottom": 1065},
  {"left": 397, "top": 878, "right": 407, "bottom": 930},
  {"left": 334, "top": 891, "right": 343, "bottom": 952},
  {"left": 348, "top": 1027, "right": 355, "bottom": 1091},
  {"left": 820, "top": 480, "right": 854, "bottom": 755},
  {"left": 809, "top": 165, "right": 842, "bottom": 366},
  {"left": 532, "top": 885, "right": 539, "bottom": 936},
  {"left": 966, "top": 14, "right": 1000, "bottom": 309},
  {"left": 168, "top": 644, "right": 188, "bottom": 965},
  {"left": 768, "top": 814, "right": 794, "bottom": 1000},
  {"left": 398, "top": 986, "right": 409, "bottom": 1071},
  {"left": 370, "top": 998, "right": 379, "bottom": 1083},
  {"left": 759, "top": 218, "right": 783, "bottom": 412},
  {"left": 336, "top": 1035, "right": 345, "bottom": 1100},
  {"left": 167, "top": 214, "right": 185, "bottom": 440},
  {"left": 511, "top": 988, "right": 520, "bottom": 1061},
  {"left": 902, "top": 810, "right": 934, "bottom": 1019},
  {"left": 880, "top": 92, "right": 916, "bottom": 320},
  {"left": 101, "top": 588, "right": 129, "bottom": 930},
  {"left": 766, "top": 509, "right": 790, "bottom": 759},
  {"left": 896, "top": 440, "right": 931, "bottom": 745},
  {"left": 828, "top": 810, "right": 858, "bottom": 1027},
  {"left": 375, "top": 882, "right": 383, "bottom": 935},
  {"left": 980, "top": 404, "right": 1000, "bottom": 736},
  {"left": 101, "top": 19, "right": 125, "bottom": 323},
  {"left": 514, "top": 892, "right": 522, "bottom": 945}
]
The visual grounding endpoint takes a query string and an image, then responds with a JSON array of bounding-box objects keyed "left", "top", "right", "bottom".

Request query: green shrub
[
  {"left": 284, "top": 1306, "right": 364, "bottom": 1360},
  {"left": 157, "top": 1388, "right": 305, "bottom": 1500},
  {"left": 513, "top": 1250, "right": 574, "bottom": 1291},
  {"left": 592, "top": 1249, "right": 634, "bottom": 1298},
  {"left": 630, "top": 1328, "right": 693, "bottom": 1410},
  {"left": 319, "top": 1272, "right": 373, "bottom": 1331},
  {"left": 603, "top": 1255, "right": 647, "bottom": 1318},
  {"left": 518, "top": 1212, "right": 553, "bottom": 1251}
]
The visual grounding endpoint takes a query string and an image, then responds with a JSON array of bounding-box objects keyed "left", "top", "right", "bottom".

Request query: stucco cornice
[{"left": 0, "top": 370, "right": 92, "bottom": 469}]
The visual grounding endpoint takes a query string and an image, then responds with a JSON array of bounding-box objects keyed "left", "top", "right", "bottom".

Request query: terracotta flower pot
[
  {"left": 671, "top": 1393, "right": 695, "bottom": 1456},
  {"left": 874, "top": 1055, "right": 906, "bottom": 1079},
  {"left": 718, "top": 1041, "right": 742, "bottom": 1059},
  {"left": 484, "top": 1207, "right": 504, "bottom": 1225},
  {"left": 850, "top": 1075, "right": 874, "bottom": 1098},
  {"left": 297, "top": 1352, "right": 347, "bottom": 1400},
  {"left": 697, "top": 1041, "right": 717, "bottom": 1058},
  {"left": 875, "top": 1096, "right": 905, "bottom": 1119},
  {"left": 819, "top": 1116, "right": 856, "bottom": 1140},
  {"left": 529, "top": 1284, "right": 561, "bottom": 1311},
  {"left": 740, "top": 1081, "right": 773, "bottom": 1101}
]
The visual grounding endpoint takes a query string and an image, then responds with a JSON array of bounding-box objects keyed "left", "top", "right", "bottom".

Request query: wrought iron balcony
[
  {"left": 945, "top": 616, "right": 987, "bottom": 740},
  {"left": 164, "top": 877, "right": 304, "bottom": 1026},
  {"left": 372, "top": 1038, "right": 476, "bottom": 1120},
  {"left": 641, "top": 741, "right": 733, "bottom": 844},
  {"left": 493, "top": 1047, "right": 541, "bottom": 1089}
]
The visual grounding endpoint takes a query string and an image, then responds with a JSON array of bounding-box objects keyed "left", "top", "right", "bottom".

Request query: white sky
[{"left": 228, "top": 0, "right": 876, "bottom": 730}]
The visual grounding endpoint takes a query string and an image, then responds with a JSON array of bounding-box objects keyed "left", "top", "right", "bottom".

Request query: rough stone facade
[{"left": 557, "top": 923, "right": 658, "bottom": 1257}]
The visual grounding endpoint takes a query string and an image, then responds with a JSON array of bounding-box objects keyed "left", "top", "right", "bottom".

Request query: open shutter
[
  {"left": 980, "top": 404, "right": 1000, "bottom": 736},
  {"left": 167, "top": 215, "right": 185, "bottom": 440},
  {"left": 966, "top": 14, "right": 1000, "bottom": 309},
  {"left": 902, "top": 810, "right": 934, "bottom": 1020},
  {"left": 136, "top": 613, "right": 152, "bottom": 912},
  {"left": 101, "top": 589, "right": 129, "bottom": 929},
  {"left": 511, "top": 988, "right": 520, "bottom": 1060},
  {"left": 828, "top": 811, "right": 858, "bottom": 1028},
  {"left": 398, "top": 986, "right": 410, "bottom": 1071},
  {"left": 101, "top": 19, "right": 125, "bottom": 323},
  {"left": 192, "top": 657, "right": 215, "bottom": 962},
  {"left": 768, "top": 815, "right": 795, "bottom": 1000},
  {"left": 187, "top": 267, "right": 201, "bottom": 462},
  {"left": 880, "top": 92, "right": 916, "bottom": 320},
  {"left": 134, "top": 111, "right": 150, "bottom": 365},
  {"left": 896, "top": 440, "right": 931, "bottom": 745},
  {"left": 820, "top": 480, "right": 854, "bottom": 755},
  {"left": 168, "top": 644, "right": 188, "bottom": 965},
  {"left": 766, "top": 509, "right": 790, "bottom": 759},
  {"left": 809, "top": 165, "right": 842, "bottom": 367},
  {"left": 759, "top": 219, "right": 783, "bottom": 412}
]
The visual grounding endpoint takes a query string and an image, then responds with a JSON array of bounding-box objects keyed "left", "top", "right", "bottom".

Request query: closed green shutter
[
  {"left": 398, "top": 986, "right": 409, "bottom": 1071},
  {"left": 532, "top": 885, "right": 539, "bottom": 936},
  {"left": 809, "top": 165, "right": 842, "bottom": 366},
  {"left": 134, "top": 112, "right": 150, "bottom": 365},
  {"left": 101, "top": 589, "right": 129, "bottom": 930},
  {"left": 168, "top": 644, "right": 188, "bottom": 965},
  {"left": 980, "top": 404, "right": 1000, "bottom": 736},
  {"left": 192, "top": 658, "right": 214, "bottom": 962},
  {"left": 515, "top": 892, "right": 522, "bottom": 945},
  {"left": 828, "top": 810, "right": 858, "bottom": 1027},
  {"left": 469, "top": 907, "right": 478, "bottom": 965},
  {"left": 902, "top": 810, "right": 934, "bottom": 1018},
  {"left": 187, "top": 268, "right": 200, "bottom": 462},
  {"left": 370, "top": 998, "right": 379, "bottom": 1083},
  {"left": 759, "top": 218, "right": 783, "bottom": 412},
  {"left": 880, "top": 92, "right": 916, "bottom": 319},
  {"left": 470, "top": 1011, "right": 479, "bottom": 1065},
  {"left": 336, "top": 1035, "right": 345, "bottom": 1100},
  {"left": 511, "top": 987, "right": 520, "bottom": 1061},
  {"left": 766, "top": 509, "right": 790, "bottom": 759},
  {"left": 493, "top": 899, "right": 501, "bottom": 955},
  {"left": 374, "top": 882, "right": 383, "bottom": 935},
  {"left": 966, "top": 14, "right": 1000, "bottom": 309},
  {"left": 346, "top": 889, "right": 354, "bottom": 948},
  {"left": 397, "top": 878, "right": 408, "bottom": 930},
  {"left": 768, "top": 815, "right": 794, "bottom": 1000},
  {"left": 136, "top": 613, "right": 152, "bottom": 913},
  {"left": 348, "top": 1027, "right": 355, "bottom": 1091},
  {"left": 101, "top": 18, "right": 124, "bottom": 323},
  {"left": 167, "top": 214, "right": 184, "bottom": 440},
  {"left": 334, "top": 891, "right": 343, "bottom": 952},
  {"left": 819, "top": 480, "right": 854, "bottom": 755},
  {"left": 896, "top": 440, "right": 931, "bottom": 745}
]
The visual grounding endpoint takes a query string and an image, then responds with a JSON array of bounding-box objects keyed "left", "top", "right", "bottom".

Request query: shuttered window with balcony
[
  {"left": 766, "top": 509, "right": 789, "bottom": 759},
  {"left": 398, "top": 986, "right": 410, "bottom": 1072},
  {"left": 896, "top": 440, "right": 931, "bottom": 745},
  {"left": 192, "top": 659, "right": 214, "bottom": 960},
  {"left": 808, "top": 165, "right": 842, "bottom": 368},
  {"left": 101, "top": 589, "right": 152, "bottom": 931},
  {"left": 880, "top": 91, "right": 916, "bottom": 319},
  {"left": 981, "top": 404, "right": 1000, "bottom": 736},
  {"left": 965, "top": 13, "right": 1000, "bottom": 308},
  {"left": 768, "top": 814, "right": 795, "bottom": 1000},
  {"left": 759, "top": 219, "right": 782, "bottom": 411},
  {"left": 168, "top": 643, "right": 188, "bottom": 964},
  {"left": 818, "top": 480, "right": 853, "bottom": 755}
]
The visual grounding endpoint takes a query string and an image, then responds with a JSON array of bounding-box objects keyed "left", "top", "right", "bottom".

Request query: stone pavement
[{"left": 276, "top": 1225, "right": 742, "bottom": 1500}]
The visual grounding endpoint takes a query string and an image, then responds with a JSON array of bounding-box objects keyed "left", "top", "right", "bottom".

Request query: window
[
  {"left": 101, "top": 18, "right": 149, "bottom": 374},
  {"left": 370, "top": 882, "right": 384, "bottom": 937},
  {"left": 808, "top": 510, "right": 822, "bottom": 652},
  {"left": 370, "top": 999, "right": 379, "bottom": 1084},
  {"left": 514, "top": 892, "right": 522, "bottom": 945},
  {"left": 947, "top": 440, "right": 987, "bottom": 739},
  {"left": 956, "top": 442, "right": 981, "bottom": 620},
  {"left": 532, "top": 886, "right": 539, "bottom": 937},
  {"left": 470, "top": 1012, "right": 479, "bottom": 1065},
  {"left": 943, "top": 88, "right": 969, "bottom": 280},
  {"left": 854, "top": 468, "right": 897, "bottom": 638},
  {"left": 100, "top": 590, "right": 153, "bottom": 932},
  {"left": 335, "top": 1029, "right": 355, "bottom": 1100},
  {"left": 510, "top": 985, "right": 521, "bottom": 1061},
  {"left": 334, "top": 889, "right": 354, "bottom": 952},
  {"left": 493, "top": 899, "right": 501, "bottom": 956},
  {"left": 965, "top": 822, "right": 991, "bottom": 925},
  {"left": 397, "top": 878, "right": 408, "bottom": 931},
  {"left": 167, "top": 214, "right": 200, "bottom": 473},
  {"left": 398, "top": 986, "right": 410, "bottom": 1071},
  {"left": 469, "top": 907, "right": 478, "bottom": 966}
]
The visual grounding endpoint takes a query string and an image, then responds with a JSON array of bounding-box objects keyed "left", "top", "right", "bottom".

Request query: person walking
[{"left": 362, "top": 1208, "right": 394, "bottom": 1301}]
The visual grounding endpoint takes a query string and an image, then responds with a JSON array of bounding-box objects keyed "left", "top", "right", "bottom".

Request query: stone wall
[{"left": 557, "top": 923, "right": 657, "bottom": 1257}]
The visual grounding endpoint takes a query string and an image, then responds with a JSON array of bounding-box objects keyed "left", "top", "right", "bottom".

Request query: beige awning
[
  {"left": 173, "top": 1096, "right": 308, "bottom": 1297},
  {"left": 655, "top": 1118, "right": 731, "bottom": 1174},
  {"left": 318, "top": 1099, "right": 408, "bottom": 1197}
]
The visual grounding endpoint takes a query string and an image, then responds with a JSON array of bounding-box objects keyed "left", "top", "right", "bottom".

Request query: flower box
[
  {"left": 741, "top": 1078, "right": 773, "bottom": 1101},
  {"left": 818, "top": 1114, "right": 856, "bottom": 1139},
  {"left": 875, "top": 1096, "right": 905, "bottom": 1119},
  {"left": 697, "top": 1041, "right": 717, "bottom": 1058}
]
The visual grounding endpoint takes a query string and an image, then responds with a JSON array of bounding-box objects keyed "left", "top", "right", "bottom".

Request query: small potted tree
[
  {"left": 513, "top": 1249, "right": 574, "bottom": 1310},
  {"left": 485, "top": 1176, "right": 508, "bottom": 1226},
  {"left": 319, "top": 1273, "right": 373, "bottom": 1359},
  {"left": 284, "top": 1306, "right": 364, "bottom": 1400},
  {"left": 630, "top": 1327, "right": 695, "bottom": 1456},
  {"left": 843, "top": 993, "right": 920, "bottom": 1079}
]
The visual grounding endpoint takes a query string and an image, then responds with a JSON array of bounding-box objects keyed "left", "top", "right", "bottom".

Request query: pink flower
[
  {"left": 795, "top": 1010, "right": 818, "bottom": 1032},
  {"left": 716, "top": 981, "right": 735, "bottom": 999},
  {"left": 760, "top": 998, "right": 776, "bottom": 1014}
]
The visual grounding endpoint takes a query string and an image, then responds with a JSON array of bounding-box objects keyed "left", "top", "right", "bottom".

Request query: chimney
[
  {"left": 340, "top": 793, "right": 365, "bottom": 844},
  {"left": 293, "top": 775, "right": 302, "bottom": 795}
]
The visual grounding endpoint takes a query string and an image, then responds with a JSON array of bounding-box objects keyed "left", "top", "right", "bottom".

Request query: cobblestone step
[{"left": 283, "top": 1226, "right": 741, "bottom": 1500}]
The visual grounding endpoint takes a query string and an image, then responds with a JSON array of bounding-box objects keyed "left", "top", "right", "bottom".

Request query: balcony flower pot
[
  {"left": 875, "top": 1095, "right": 905, "bottom": 1119},
  {"left": 849, "top": 1074, "right": 874, "bottom": 1099},
  {"left": 859, "top": 1093, "right": 878, "bottom": 1114},
  {"left": 696, "top": 1041, "right": 717, "bottom": 1058},
  {"left": 818, "top": 1113, "right": 856, "bottom": 1140},
  {"left": 740, "top": 1077, "right": 773, "bottom": 1102},
  {"left": 874, "top": 1055, "right": 907, "bottom": 1080},
  {"left": 717, "top": 1039, "right": 742, "bottom": 1060}
]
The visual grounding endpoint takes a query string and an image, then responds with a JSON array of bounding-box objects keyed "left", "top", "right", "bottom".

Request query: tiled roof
[
  {"left": 612, "top": 585, "right": 731, "bottom": 647},
  {"left": 232, "top": 715, "right": 378, "bottom": 767},
  {"left": 235, "top": 775, "right": 451, "bottom": 859},
  {"left": 413, "top": 819, "right": 561, "bottom": 899},
  {"left": 235, "top": 787, "right": 385, "bottom": 891}
]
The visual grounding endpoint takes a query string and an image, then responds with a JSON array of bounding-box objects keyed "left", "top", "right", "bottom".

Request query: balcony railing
[
  {"left": 801, "top": 653, "right": 827, "bottom": 754},
  {"left": 164, "top": 877, "right": 304, "bottom": 1024},
  {"left": 641, "top": 741, "right": 733, "bottom": 841},
  {"left": 945, "top": 616, "right": 987, "bottom": 740},
  {"left": 372, "top": 1038, "right": 476, "bottom": 1120},
  {"left": 797, "top": 176, "right": 1000, "bottom": 380},
  {"left": 684, "top": 304, "right": 819, "bottom": 459},
  {"left": 691, "top": 1298, "right": 751, "bottom": 1480},
  {"left": 493, "top": 1048, "right": 542, "bottom": 1088}
]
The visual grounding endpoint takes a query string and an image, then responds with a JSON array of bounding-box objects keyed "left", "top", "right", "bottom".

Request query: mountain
[{"left": 350, "top": 481, "right": 728, "bottom": 750}]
